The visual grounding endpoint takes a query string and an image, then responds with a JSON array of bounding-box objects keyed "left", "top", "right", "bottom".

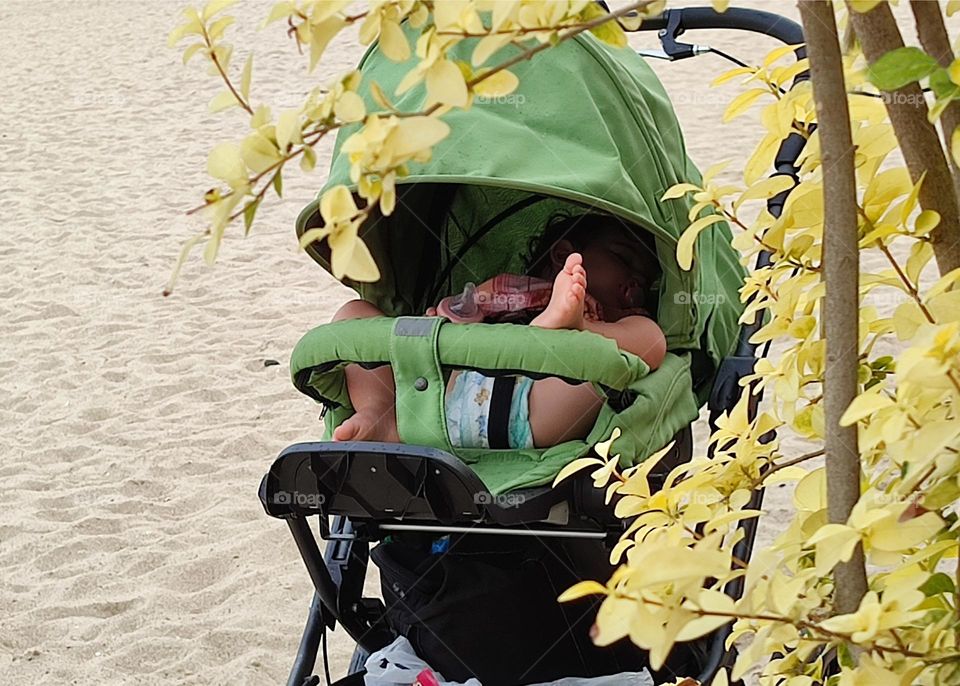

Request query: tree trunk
[
  {"left": 910, "top": 0, "right": 960, "bottom": 205},
  {"left": 848, "top": 1, "right": 960, "bottom": 276},
  {"left": 798, "top": 0, "right": 868, "bottom": 617}
]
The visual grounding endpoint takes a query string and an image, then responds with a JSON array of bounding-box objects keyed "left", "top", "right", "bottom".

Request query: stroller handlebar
[
  {"left": 637, "top": 7, "right": 804, "bottom": 51},
  {"left": 291, "top": 316, "right": 650, "bottom": 411}
]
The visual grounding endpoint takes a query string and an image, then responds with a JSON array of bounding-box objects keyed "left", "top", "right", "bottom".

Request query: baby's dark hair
[{"left": 524, "top": 211, "right": 660, "bottom": 286}]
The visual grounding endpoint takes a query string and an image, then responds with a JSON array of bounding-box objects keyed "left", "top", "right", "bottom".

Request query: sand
[{"left": 0, "top": 1, "right": 934, "bottom": 684}]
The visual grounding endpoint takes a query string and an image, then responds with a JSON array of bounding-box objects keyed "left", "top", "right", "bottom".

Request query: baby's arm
[{"left": 582, "top": 316, "right": 666, "bottom": 370}]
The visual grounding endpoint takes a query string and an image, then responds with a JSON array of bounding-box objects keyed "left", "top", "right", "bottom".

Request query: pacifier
[{"left": 436, "top": 282, "right": 483, "bottom": 323}]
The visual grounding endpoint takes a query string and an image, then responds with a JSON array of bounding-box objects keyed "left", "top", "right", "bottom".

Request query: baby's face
[{"left": 579, "top": 231, "right": 654, "bottom": 320}]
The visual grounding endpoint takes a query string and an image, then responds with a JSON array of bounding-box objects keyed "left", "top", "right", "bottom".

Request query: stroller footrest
[{"left": 260, "top": 441, "right": 596, "bottom": 529}]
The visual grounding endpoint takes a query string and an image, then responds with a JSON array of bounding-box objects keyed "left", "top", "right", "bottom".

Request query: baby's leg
[
  {"left": 530, "top": 253, "right": 586, "bottom": 330},
  {"left": 527, "top": 378, "right": 603, "bottom": 447},
  {"left": 582, "top": 317, "right": 666, "bottom": 370},
  {"left": 525, "top": 254, "right": 603, "bottom": 445},
  {"left": 330, "top": 299, "right": 399, "bottom": 442}
]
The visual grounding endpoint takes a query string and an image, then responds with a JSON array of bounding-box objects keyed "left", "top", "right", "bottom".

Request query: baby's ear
[{"left": 549, "top": 239, "right": 575, "bottom": 270}]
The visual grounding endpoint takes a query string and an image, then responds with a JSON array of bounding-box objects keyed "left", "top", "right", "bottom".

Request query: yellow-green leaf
[
  {"left": 202, "top": 0, "right": 237, "bottom": 21},
  {"left": 662, "top": 183, "right": 701, "bottom": 200},
  {"left": 392, "top": 116, "right": 451, "bottom": 158},
  {"left": 810, "top": 523, "right": 861, "bottom": 575},
  {"left": 276, "top": 109, "right": 301, "bottom": 152},
  {"left": 320, "top": 185, "right": 358, "bottom": 223},
  {"left": 334, "top": 91, "right": 366, "bottom": 123},
  {"left": 892, "top": 301, "right": 928, "bottom": 339},
  {"left": 300, "top": 145, "right": 317, "bottom": 172},
  {"left": 677, "top": 215, "right": 727, "bottom": 270},
  {"left": 472, "top": 32, "right": 514, "bottom": 66},
  {"left": 905, "top": 241, "right": 933, "bottom": 284},
  {"left": 870, "top": 512, "right": 944, "bottom": 552},
  {"left": 711, "top": 66, "right": 756, "bottom": 87},
  {"left": 204, "top": 222, "right": 226, "bottom": 266},
  {"left": 168, "top": 20, "right": 204, "bottom": 48},
  {"left": 426, "top": 59, "right": 468, "bottom": 107},
  {"left": 240, "top": 131, "right": 282, "bottom": 173},
  {"left": 164, "top": 233, "right": 206, "bottom": 296},
  {"left": 262, "top": 1, "right": 295, "bottom": 27},
  {"left": 207, "top": 142, "right": 246, "bottom": 185},
  {"left": 298, "top": 226, "right": 331, "bottom": 250},
  {"left": 594, "top": 427, "right": 621, "bottom": 459},
  {"left": 369, "top": 80, "right": 395, "bottom": 112},
  {"left": 839, "top": 390, "right": 894, "bottom": 425},
  {"left": 209, "top": 89, "right": 240, "bottom": 113},
  {"left": 745, "top": 132, "right": 781, "bottom": 185},
  {"left": 734, "top": 175, "right": 795, "bottom": 210},
  {"left": 849, "top": 0, "right": 882, "bottom": 12},
  {"left": 250, "top": 104, "right": 272, "bottom": 129},
  {"left": 590, "top": 16, "right": 627, "bottom": 48},
  {"left": 915, "top": 210, "right": 940, "bottom": 236},
  {"left": 553, "top": 457, "right": 604, "bottom": 486},
  {"left": 207, "top": 15, "right": 235, "bottom": 42},
  {"left": 182, "top": 43, "right": 205, "bottom": 65},
  {"left": 379, "top": 19, "right": 410, "bottom": 62},
  {"left": 557, "top": 580, "right": 608, "bottom": 602},
  {"left": 474, "top": 69, "right": 519, "bottom": 98},
  {"left": 309, "top": 16, "right": 348, "bottom": 72},
  {"left": 763, "top": 43, "right": 803, "bottom": 69},
  {"left": 723, "top": 88, "right": 768, "bottom": 122},
  {"left": 336, "top": 233, "right": 380, "bottom": 282},
  {"left": 949, "top": 58, "right": 960, "bottom": 86}
]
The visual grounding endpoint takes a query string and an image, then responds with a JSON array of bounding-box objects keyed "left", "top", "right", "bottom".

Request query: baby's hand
[{"left": 425, "top": 306, "right": 439, "bottom": 317}]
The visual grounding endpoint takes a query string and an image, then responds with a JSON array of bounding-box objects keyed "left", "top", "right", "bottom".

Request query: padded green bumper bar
[{"left": 291, "top": 316, "right": 650, "bottom": 411}]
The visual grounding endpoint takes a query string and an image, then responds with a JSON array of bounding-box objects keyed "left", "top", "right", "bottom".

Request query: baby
[{"left": 329, "top": 213, "right": 667, "bottom": 449}]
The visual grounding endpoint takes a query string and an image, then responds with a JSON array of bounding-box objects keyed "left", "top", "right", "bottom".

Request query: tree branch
[
  {"left": 848, "top": 1, "right": 960, "bottom": 275},
  {"left": 799, "top": 0, "right": 868, "bottom": 617},
  {"left": 909, "top": 0, "right": 960, "bottom": 205}
]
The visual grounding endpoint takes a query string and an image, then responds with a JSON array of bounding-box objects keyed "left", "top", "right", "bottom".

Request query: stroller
[{"left": 260, "top": 6, "right": 806, "bottom": 686}]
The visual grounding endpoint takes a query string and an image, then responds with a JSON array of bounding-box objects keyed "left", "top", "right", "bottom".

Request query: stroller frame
[{"left": 260, "top": 7, "right": 807, "bottom": 686}]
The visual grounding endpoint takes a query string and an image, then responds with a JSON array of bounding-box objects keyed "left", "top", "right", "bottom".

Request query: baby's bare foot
[
  {"left": 531, "top": 253, "right": 587, "bottom": 330},
  {"left": 332, "top": 408, "right": 400, "bottom": 442}
]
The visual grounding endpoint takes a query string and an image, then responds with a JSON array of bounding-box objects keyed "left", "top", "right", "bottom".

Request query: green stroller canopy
[{"left": 296, "top": 29, "right": 745, "bottom": 387}]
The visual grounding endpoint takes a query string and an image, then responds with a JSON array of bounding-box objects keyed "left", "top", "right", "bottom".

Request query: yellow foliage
[{"left": 173, "top": 6, "right": 960, "bottom": 682}]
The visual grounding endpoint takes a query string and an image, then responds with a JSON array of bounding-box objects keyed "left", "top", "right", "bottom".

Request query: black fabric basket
[{"left": 370, "top": 535, "right": 647, "bottom": 686}]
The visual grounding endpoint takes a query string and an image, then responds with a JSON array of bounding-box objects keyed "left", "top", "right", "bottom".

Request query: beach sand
[{"left": 0, "top": 1, "right": 932, "bottom": 683}]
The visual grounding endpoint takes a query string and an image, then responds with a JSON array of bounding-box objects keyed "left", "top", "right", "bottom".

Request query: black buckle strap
[{"left": 487, "top": 376, "right": 515, "bottom": 449}]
